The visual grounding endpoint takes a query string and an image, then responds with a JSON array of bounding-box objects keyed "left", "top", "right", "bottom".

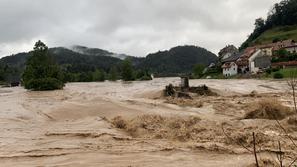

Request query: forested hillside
[
  {"left": 0, "top": 45, "right": 217, "bottom": 82},
  {"left": 137, "top": 45, "right": 218, "bottom": 76}
]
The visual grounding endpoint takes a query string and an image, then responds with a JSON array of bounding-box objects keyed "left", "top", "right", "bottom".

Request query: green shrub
[
  {"left": 273, "top": 72, "right": 284, "bottom": 79},
  {"left": 272, "top": 68, "right": 280, "bottom": 72},
  {"left": 25, "top": 78, "right": 64, "bottom": 90},
  {"left": 266, "top": 69, "right": 272, "bottom": 74},
  {"left": 139, "top": 75, "right": 152, "bottom": 81},
  {"left": 121, "top": 59, "right": 135, "bottom": 81}
]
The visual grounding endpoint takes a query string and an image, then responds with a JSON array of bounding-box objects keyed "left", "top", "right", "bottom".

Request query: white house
[{"left": 222, "top": 62, "right": 238, "bottom": 77}]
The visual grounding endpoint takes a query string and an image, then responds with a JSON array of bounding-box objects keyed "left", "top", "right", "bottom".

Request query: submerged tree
[
  {"left": 22, "top": 40, "right": 64, "bottom": 90},
  {"left": 121, "top": 59, "right": 134, "bottom": 81},
  {"left": 193, "top": 64, "right": 205, "bottom": 78},
  {"left": 109, "top": 66, "right": 118, "bottom": 81},
  {"left": 92, "top": 69, "right": 105, "bottom": 82}
]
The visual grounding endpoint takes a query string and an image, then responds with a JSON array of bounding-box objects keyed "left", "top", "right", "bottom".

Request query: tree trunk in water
[{"left": 253, "top": 132, "right": 259, "bottom": 167}]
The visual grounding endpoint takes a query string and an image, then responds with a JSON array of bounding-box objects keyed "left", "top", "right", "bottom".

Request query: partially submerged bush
[
  {"left": 272, "top": 68, "right": 280, "bottom": 72},
  {"left": 273, "top": 72, "right": 284, "bottom": 79},
  {"left": 112, "top": 116, "right": 127, "bottom": 129},
  {"left": 189, "top": 85, "right": 217, "bottom": 96},
  {"left": 25, "top": 78, "right": 64, "bottom": 91},
  {"left": 244, "top": 99, "right": 293, "bottom": 120}
]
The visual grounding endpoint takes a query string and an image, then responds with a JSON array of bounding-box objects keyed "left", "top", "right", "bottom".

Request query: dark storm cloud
[{"left": 0, "top": 0, "right": 280, "bottom": 57}]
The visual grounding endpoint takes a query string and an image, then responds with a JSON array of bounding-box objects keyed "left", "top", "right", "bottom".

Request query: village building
[
  {"left": 248, "top": 50, "right": 271, "bottom": 73},
  {"left": 259, "top": 46, "right": 273, "bottom": 56},
  {"left": 256, "top": 39, "right": 296, "bottom": 56},
  {"left": 220, "top": 39, "right": 296, "bottom": 76},
  {"left": 221, "top": 53, "right": 241, "bottom": 77},
  {"left": 284, "top": 45, "right": 297, "bottom": 54},
  {"left": 222, "top": 62, "right": 238, "bottom": 77},
  {"left": 236, "top": 57, "right": 249, "bottom": 73},
  {"left": 218, "top": 45, "right": 239, "bottom": 61},
  {"left": 235, "top": 47, "right": 257, "bottom": 73}
]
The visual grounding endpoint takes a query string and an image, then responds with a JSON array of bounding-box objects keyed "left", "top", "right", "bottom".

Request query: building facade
[
  {"left": 284, "top": 45, "right": 297, "bottom": 54},
  {"left": 222, "top": 62, "right": 238, "bottom": 77},
  {"left": 249, "top": 50, "right": 271, "bottom": 73}
]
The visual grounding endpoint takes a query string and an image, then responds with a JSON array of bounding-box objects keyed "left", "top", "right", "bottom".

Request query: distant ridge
[
  {"left": 137, "top": 45, "right": 218, "bottom": 76},
  {"left": 0, "top": 45, "right": 218, "bottom": 79}
]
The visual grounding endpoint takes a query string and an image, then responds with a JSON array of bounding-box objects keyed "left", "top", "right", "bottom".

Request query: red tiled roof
[
  {"left": 272, "top": 61, "right": 297, "bottom": 67},
  {"left": 254, "top": 39, "right": 296, "bottom": 51},
  {"left": 283, "top": 45, "right": 297, "bottom": 49},
  {"left": 222, "top": 62, "right": 236, "bottom": 69},
  {"left": 236, "top": 58, "right": 249, "bottom": 66}
]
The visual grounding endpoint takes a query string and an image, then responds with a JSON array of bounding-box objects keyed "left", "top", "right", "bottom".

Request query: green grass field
[
  {"left": 270, "top": 68, "right": 297, "bottom": 78},
  {"left": 252, "top": 25, "right": 297, "bottom": 45}
]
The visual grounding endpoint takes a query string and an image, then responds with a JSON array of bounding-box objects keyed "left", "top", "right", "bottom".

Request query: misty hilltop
[{"left": 69, "top": 45, "right": 129, "bottom": 60}]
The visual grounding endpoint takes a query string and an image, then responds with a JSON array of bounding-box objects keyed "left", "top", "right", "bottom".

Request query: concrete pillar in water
[{"left": 180, "top": 77, "right": 189, "bottom": 89}]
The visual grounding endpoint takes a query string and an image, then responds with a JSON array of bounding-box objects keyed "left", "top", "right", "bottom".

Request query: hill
[
  {"left": 240, "top": 0, "right": 297, "bottom": 49},
  {"left": 0, "top": 45, "right": 217, "bottom": 82},
  {"left": 50, "top": 47, "right": 122, "bottom": 72},
  {"left": 0, "top": 47, "right": 122, "bottom": 73},
  {"left": 249, "top": 25, "right": 297, "bottom": 46},
  {"left": 0, "top": 47, "right": 123, "bottom": 82},
  {"left": 137, "top": 45, "right": 218, "bottom": 76}
]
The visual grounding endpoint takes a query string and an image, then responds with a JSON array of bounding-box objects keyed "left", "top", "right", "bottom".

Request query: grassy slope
[
  {"left": 251, "top": 25, "right": 297, "bottom": 46},
  {"left": 269, "top": 68, "right": 297, "bottom": 78}
]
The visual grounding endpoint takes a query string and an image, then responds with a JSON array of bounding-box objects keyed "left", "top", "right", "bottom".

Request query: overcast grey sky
[{"left": 0, "top": 0, "right": 280, "bottom": 57}]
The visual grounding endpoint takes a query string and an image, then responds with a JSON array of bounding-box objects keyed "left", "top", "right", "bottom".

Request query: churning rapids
[{"left": 0, "top": 78, "right": 292, "bottom": 167}]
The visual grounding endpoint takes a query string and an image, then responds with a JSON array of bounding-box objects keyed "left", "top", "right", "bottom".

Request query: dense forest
[
  {"left": 240, "top": 0, "right": 297, "bottom": 49},
  {"left": 0, "top": 45, "right": 217, "bottom": 84},
  {"left": 137, "top": 46, "right": 218, "bottom": 76}
]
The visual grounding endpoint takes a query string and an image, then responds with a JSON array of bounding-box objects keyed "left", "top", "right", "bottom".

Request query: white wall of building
[
  {"left": 260, "top": 47, "right": 273, "bottom": 56},
  {"left": 223, "top": 63, "right": 238, "bottom": 77},
  {"left": 285, "top": 46, "right": 297, "bottom": 54},
  {"left": 249, "top": 50, "right": 262, "bottom": 73}
]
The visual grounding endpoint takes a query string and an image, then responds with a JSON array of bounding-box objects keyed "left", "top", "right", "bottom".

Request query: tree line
[{"left": 1, "top": 41, "right": 152, "bottom": 90}]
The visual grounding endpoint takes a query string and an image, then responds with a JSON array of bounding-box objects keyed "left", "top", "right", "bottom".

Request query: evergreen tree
[
  {"left": 93, "top": 69, "right": 105, "bottom": 82},
  {"left": 22, "top": 40, "right": 64, "bottom": 90},
  {"left": 0, "top": 67, "right": 4, "bottom": 81},
  {"left": 109, "top": 66, "right": 118, "bottom": 81},
  {"left": 121, "top": 59, "right": 134, "bottom": 81},
  {"left": 193, "top": 64, "right": 205, "bottom": 78}
]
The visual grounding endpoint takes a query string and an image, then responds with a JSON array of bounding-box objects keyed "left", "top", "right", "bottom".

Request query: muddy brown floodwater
[{"left": 0, "top": 78, "right": 294, "bottom": 166}]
